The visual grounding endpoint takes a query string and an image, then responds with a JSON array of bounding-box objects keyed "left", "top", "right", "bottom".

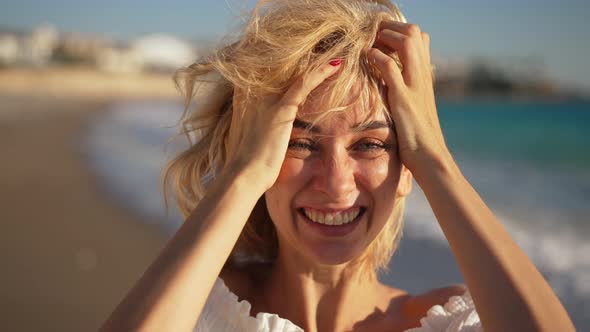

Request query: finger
[
  {"left": 377, "top": 21, "right": 427, "bottom": 55},
  {"left": 375, "top": 29, "right": 423, "bottom": 86},
  {"left": 280, "top": 61, "right": 342, "bottom": 112},
  {"left": 368, "top": 48, "right": 404, "bottom": 95},
  {"left": 379, "top": 21, "right": 422, "bottom": 38},
  {"left": 421, "top": 31, "right": 431, "bottom": 65}
]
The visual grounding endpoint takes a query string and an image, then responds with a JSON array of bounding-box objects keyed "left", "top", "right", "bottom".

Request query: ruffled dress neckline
[{"left": 194, "top": 277, "right": 482, "bottom": 332}]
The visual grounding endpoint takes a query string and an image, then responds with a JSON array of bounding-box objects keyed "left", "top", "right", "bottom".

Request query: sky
[{"left": 1, "top": 0, "right": 589, "bottom": 92}]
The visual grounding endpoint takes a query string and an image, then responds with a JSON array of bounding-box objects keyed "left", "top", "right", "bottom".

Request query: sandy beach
[{"left": 0, "top": 68, "right": 176, "bottom": 331}]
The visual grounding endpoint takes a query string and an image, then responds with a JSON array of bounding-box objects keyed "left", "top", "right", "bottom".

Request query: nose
[{"left": 312, "top": 149, "right": 357, "bottom": 201}]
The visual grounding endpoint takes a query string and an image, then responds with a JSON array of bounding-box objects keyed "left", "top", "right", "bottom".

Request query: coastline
[{"left": 0, "top": 66, "right": 180, "bottom": 100}]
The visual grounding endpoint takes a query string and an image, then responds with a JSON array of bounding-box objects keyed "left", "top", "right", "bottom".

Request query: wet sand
[{"left": 0, "top": 94, "right": 170, "bottom": 331}]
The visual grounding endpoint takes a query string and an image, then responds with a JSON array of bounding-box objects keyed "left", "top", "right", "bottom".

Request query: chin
[{"left": 301, "top": 239, "right": 367, "bottom": 266}]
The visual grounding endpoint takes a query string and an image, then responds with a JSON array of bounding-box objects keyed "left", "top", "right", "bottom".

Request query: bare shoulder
[
  {"left": 365, "top": 284, "right": 468, "bottom": 331},
  {"left": 377, "top": 284, "right": 468, "bottom": 330},
  {"left": 414, "top": 284, "right": 468, "bottom": 310}
]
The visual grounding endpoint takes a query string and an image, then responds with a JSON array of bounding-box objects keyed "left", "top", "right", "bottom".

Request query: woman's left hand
[
  {"left": 369, "top": 23, "right": 578, "bottom": 332},
  {"left": 368, "top": 21, "right": 452, "bottom": 177}
]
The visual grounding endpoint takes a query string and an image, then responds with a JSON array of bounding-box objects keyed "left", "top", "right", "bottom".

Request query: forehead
[{"left": 297, "top": 81, "right": 388, "bottom": 127}]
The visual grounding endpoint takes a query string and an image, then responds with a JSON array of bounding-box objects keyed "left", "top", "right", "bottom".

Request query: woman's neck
[{"left": 254, "top": 252, "right": 386, "bottom": 332}]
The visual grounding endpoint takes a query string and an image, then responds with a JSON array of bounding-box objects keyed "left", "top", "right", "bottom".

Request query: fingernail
[{"left": 329, "top": 59, "right": 342, "bottom": 66}]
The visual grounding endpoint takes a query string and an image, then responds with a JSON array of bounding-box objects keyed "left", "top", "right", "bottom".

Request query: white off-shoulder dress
[{"left": 194, "top": 277, "right": 483, "bottom": 332}]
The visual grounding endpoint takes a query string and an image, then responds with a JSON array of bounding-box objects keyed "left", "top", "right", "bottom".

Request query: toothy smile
[{"left": 300, "top": 207, "right": 364, "bottom": 226}]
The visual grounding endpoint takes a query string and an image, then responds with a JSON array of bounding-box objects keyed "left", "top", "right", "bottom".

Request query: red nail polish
[{"left": 329, "top": 59, "right": 342, "bottom": 66}]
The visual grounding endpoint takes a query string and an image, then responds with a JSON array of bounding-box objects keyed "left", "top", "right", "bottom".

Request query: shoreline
[
  {"left": 2, "top": 66, "right": 588, "bottom": 103},
  {"left": 0, "top": 67, "right": 181, "bottom": 100}
]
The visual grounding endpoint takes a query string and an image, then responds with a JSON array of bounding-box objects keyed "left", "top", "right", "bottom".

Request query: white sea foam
[
  {"left": 404, "top": 184, "right": 590, "bottom": 299},
  {"left": 84, "top": 100, "right": 186, "bottom": 228},
  {"left": 85, "top": 101, "right": 590, "bottom": 327}
]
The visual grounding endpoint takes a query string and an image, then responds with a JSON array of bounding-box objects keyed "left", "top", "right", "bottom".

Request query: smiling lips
[{"left": 302, "top": 207, "right": 362, "bottom": 225}]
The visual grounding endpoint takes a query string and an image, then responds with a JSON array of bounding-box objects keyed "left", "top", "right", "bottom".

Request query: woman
[{"left": 100, "top": 0, "right": 575, "bottom": 331}]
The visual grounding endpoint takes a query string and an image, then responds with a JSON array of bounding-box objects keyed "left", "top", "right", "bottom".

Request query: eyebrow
[{"left": 293, "top": 118, "right": 392, "bottom": 133}]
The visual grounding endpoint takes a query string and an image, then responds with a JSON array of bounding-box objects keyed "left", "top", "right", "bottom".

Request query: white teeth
[
  {"left": 325, "top": 214, "right": 334, "bottom": 225},
  {"left": 315, "top": 210, "right": 323, "bottom": 223},
  {"left": 303, "top": 207, "right": 361, "bottom": 226},
  {"left": 334, "top": 214, "right": 343, "bottom": 226}
]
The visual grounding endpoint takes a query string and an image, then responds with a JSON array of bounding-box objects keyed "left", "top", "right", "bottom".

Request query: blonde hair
[{"left": 163, "top": 0, "right": 410, "bottom": 277}]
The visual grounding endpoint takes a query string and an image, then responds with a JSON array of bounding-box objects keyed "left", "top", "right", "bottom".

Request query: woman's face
[{"left": 265, "top": 87, "right": 412, "bottom": 266}]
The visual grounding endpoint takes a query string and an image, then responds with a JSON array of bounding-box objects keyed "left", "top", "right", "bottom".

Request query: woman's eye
[
  {"left": 354, "top": 141, "right": 390, "bottom": 152},
  {"left": 288, "top": 140, "right": 317, "bottom": 151}
]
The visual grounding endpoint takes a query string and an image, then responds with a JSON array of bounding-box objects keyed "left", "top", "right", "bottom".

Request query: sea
[{"left": 84, "top": 99, "right": 590, "bottom": 329}]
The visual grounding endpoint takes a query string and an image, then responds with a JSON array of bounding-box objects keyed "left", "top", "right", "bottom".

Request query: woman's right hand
[
  {"left": 223, "top": 61, "right": 342, "bottom": 192},
  {"left": 99, "top": 65, "right": 348, "bottom": 329}
]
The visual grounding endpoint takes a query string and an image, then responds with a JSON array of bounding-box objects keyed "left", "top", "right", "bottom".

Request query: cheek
[
  {"left": 362, "top": 156, "right": 402, "bottom": 236},
  {"left": 276, "top": 158, "right": 310, "bottom": 183},
  {"left": 359, "top": 155, "right": 401, "bottom": 191},
  {"left": 266, "top": 159, "right": 308, "bottom": 218}
]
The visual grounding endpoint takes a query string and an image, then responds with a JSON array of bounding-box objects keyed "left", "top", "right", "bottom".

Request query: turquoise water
[
  {"left": 439, "top": 100, "right": 590, "bottom": 172},
  {"left": 436, "top": 100, "right": 590, "bottom": 233}
]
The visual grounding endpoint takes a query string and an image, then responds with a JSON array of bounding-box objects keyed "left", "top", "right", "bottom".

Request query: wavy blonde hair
[{"left": 163, "top": 0, "right": 412, "bottom": 277}]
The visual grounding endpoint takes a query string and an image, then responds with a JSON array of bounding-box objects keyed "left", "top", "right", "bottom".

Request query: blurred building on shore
[
  {"left": 97, "top": 34, "right": 196, "bottom": 74},
  {"left": 0, "top": 24, "right": 58, "bottom": 66},
  {"left": 0, "top": 25, "right": 197, "bottom": 74},
  {"left": 432, "top": 55, "right": 564, "bottom": 100}
]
